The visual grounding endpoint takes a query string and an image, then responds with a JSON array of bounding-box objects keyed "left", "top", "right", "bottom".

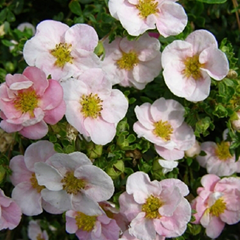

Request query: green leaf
[
  {"left": 0, "top": 8, "right": 7, "bottom": 22},
  {"left": 69, "top": 0, "right": 82, "bottom": 16},
  {"left": 196, "top": 0, "right": 227, "bottom": 3},
  {"left": 6, "top": 9, "right": 15, "bottom": 22}
]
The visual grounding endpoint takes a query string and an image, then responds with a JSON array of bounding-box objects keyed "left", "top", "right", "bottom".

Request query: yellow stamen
[
  {"left": 210, "top": 197, "right": 226, "bottom": 217},
  {"left": 183, "top": 55, "right": 203, "bottom": 80},
  {"left": 136, "top": 0, "right": 158, "bottom": 18},
  {"left": 50, "top": 43, "right": 73, "bottom": 68},
  {"left": 116, "top": 51, "right": 139, "bottom": 71},
  {"left": 14, "top": 89, "right": 38, "bottom": 117},
  {"left": 142, "top": 195, "right": 163, "bottom": 219},
  {"left": 215, "top": 141, "right": 232, "bottom": 161},
  {"left": 61, "top": 171, "right": 86, "bottom": 195},
  {"left": 30, "top": 173, "right": 45, "bottom": 193},
  {"left": 80, "top": 93, "right": 103, "bottom": 118},
  {"left": 153, "top": 120, "right": 173, "bottom": 141},
  {"left": 75, "top": 212, "right": 97, "bottom": 231}
]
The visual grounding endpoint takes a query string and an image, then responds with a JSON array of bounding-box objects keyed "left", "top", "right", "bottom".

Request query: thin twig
[{"left": 232, "top": 0, "right": 240, "bottom": 31}]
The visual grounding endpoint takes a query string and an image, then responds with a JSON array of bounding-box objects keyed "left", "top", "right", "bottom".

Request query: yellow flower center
[
  {"left": 36, "top": 233, "right": 45, "bottom": 240},
  {"left": 142, "top": 195, "right": 163, "bottom": 219},
  {"left": 136, "top": 0, "right": 158, "bottom": 18},
  {"left": 215, "top": 141, "right": 232, "bottom": 161},
  {"left": 116, "top": 51, "right": 139, "bottom": 71},
  {"left": 153, "top": 120, "right": 173, "bottom": 141},
  {"left": 75, "top": 212, "right": 97, "bottom": 232},
  {"left": 183, "top": 55, "right": 203, "bottom": 80},
  {"left": 30, "top": 173, "right": 45, "bottom": 193},
  {"left": 14, "top": 89, "right": 38, "bottom": 117},
  {"left": 61, "top": 171, "right": 86, "bottom": 195},
  {"left": 210, "top": 197, "right": 226, "bottom": 217},
  {"left": 80, "top": 93, "right": 103, "bottom": 118},
  {"left": 50, "top": 43, "right": 73, "bottom": 68}
]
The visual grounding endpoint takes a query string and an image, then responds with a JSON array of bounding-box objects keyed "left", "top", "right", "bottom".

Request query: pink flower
[
  {"left": 119, "top": 172, "right": 191, "bottom": 240},
  {"left": 0, "top": 66, "right": 66, "bottom": 139},
  {"left": 196, "top": 140, "right": 240, "bottom": 176},
  {"left": 23, "top": 20, "right": 100, "bottom": 81},
  {"left": 192, "top": 174, "right": 240, "bottom": 239},
  {"left": 133, "top": 97, "right": 195, "bottom": 160},
  {"left": 120, "top": 230, "right": 165, "bottom": 240},
  {"left": 66, "top": 209, "right": 120, "bottom": 240},
  {"left": 62, "top": 68, "right": 128, "bottom": 145},
  {"left": 162, "top": 30, "right": 229, "bottom": 102},
  {"left": 108, "top": 0, "right": 187, "bottom": 37},
  {"left": 0, "top": 189, "right": 22, "bottom": 230},
  {"left": 102, "top": 33, "right": 162, "bottom": 90},
  {"left": 35, "top": 151, "right": 115, "bottom": 215},
  {"left": 28, "top": 220, "right": 49, "bottom": 240},
  {"left": 9, "top": 140, "right": 61, "bottom": 216}
]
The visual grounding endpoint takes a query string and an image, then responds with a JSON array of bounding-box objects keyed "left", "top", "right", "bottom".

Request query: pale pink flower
[
  {"left": 0, "top": 66, "right": 66, "bottom": 139},
  {"left": 192, "top": 174, "right": 240, "bottom": 239},
  {"left": 0, "top": 189, "right": 22, "bottom": 230},
  {"left": 119, "top": 171, "right": 191, "bottom": 240},
  {"left": 35, "top": 151, "right": 114, "bottom": 215},
  {"left": 133, "top": 97, "right": 195, "bottom": 160},
  {"left": 23, "top": 20, "right": 100, "bottom": 81},
  {"left": 102, "top": 33, "right": 162, "bottom": 90},
  {"left": 120, "top": 230, "right": 165, "bottom": 240},
  {"left": 108, "top": 0, "right": 187, "bottom": 37},
  {"left": 62, "top": 68, "right": 128, "bottom": 145},
  {"left": 28, "top": 220, "right": 49, "bottom": 240},
  {"left": 162, "top": 30, "right": 229, "bottom": 102},
  {"left": 196, "top": 140, "right": 240, "bottom": 176},
  {"left": 66, "top": 208, "right": 120, "bottom": 240},
  {"left": 9, "top": 140, "right": 61, "bottom": 216}
]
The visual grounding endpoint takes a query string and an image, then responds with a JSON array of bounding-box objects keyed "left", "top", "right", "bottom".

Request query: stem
[{"left": 232, "top": 0, "right": 240, "bottom": 31}]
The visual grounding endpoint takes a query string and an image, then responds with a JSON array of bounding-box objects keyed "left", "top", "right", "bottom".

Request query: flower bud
[
  {"left": 106, "top": 160, "right": 125, "bottom": 179},
  {"left": 185, "top": 140, "right": 201, "bottom": 158}
]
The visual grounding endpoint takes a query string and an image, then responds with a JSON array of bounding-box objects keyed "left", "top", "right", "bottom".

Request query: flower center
[
  {"left": 36, "top": 234, "right": 45, "bottom": 240},
  {"left": 61, "top": 171, "right": 86, "bottom": 195},
  {"left": 136, "top": 0, "right": 158, "bottom": 18},
  {"left": 14, "top": 89, "right": 38, "bottom": 117},
  {"left": 30, "top": 173, "right": 45, "bottom": 193},
  {"left": 210, "top": 197, "right": 226, "bottom": 217},
  {"left": 50, "top": 43, "right": 73, "bottom": 68},
  {"left": 116, "top": 51, "right": 139, "bottom": 71},
  {"left": 142, "top": 195, "right": 163, "bottom": 219},
  {"left": 183, "top": 55, "right": 203, "bottom": 80},
  {"left": 80, "top": 93, "right": 103, "bottom": 118},
  {"left": 75, "top": 212, "right": 97, "bottom": 232},
  {"left": 153, "top": 120, "right": 173, "bottom": 141},
  {"left": 215, "top": 141, "right": 232, "bottom": 161}
]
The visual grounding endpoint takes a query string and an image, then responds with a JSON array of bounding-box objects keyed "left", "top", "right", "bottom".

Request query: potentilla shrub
[{"left": 0, "top": 0, "right": 239, "bottom": 239}]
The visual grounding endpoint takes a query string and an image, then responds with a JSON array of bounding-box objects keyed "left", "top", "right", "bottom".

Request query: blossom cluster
[{"left": 0, "top": 0, "right": 239, "bottom": 240}]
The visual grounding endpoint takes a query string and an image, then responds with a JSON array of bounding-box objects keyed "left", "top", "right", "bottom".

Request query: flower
[
  {"left": 120, "top": 230, "right": 165, "bottom": 240},
  {"left": 196, "top": 134, "right": 240, "bottom": 176},
  {"left": 34, "top": 151, "right": 115, "bottom": 215},
  {"left": 9, "top": 140, "right": 61, "bottom": 216},
  {"left": 133, "top": 97, "right": 195, "bottom": 160},
  {"left": 161, "top": 30, "right": 229, "bottom": 102},
  {"left": 62, "top": 68, "right": 128, "bottom": 145},
  {"left": 191, "top": 174, "right": 240, "bottom": 239},
  {"left": 66, "top": 208, "right": 120, "bottom": 240},
  {"left": 23, "top": 20, "right": 100, "bottom": 81},
  {"left": 102, "top": 33, "right": 162, "bottom": 89},
  {"left": 28, "top": 220, "right": 49, "bottom": 240},
  {"left": 119, "top": 172, "right": 191, "bottom": 240},
  {"left": 108, "top": 0, "right": 187, "bottom": 37},
  {"left": 0, "top": 188, "right": 22, "bottom": 230},
  {"left": 0, "top": 66, "right": 66, "bottom": 139}
]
